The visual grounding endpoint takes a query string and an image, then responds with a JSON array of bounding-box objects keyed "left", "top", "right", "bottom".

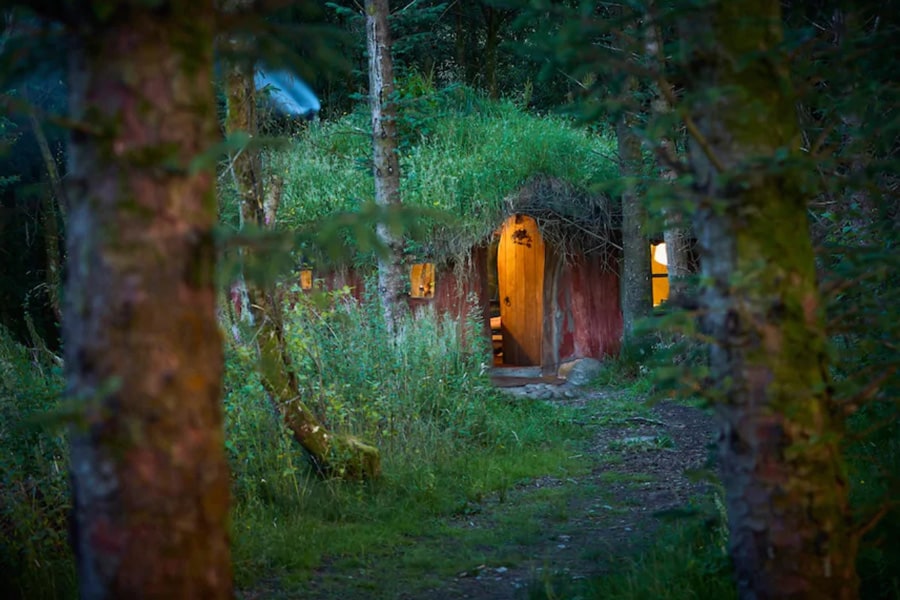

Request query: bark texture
[
  {"left": 28, "top": 105, "right": 65, "bottom": 320},
  {"left": 643, "top": 6, "right": 692, "bottom": 306},
  {"left": 682, "top": 3, "right": 859, "bottom": 598},
  {"left": 617, "top": 104, "right": 653, "bottom": 341},
  {"left": 366, "top": 0, "right": 408, "bottom": 335},
  {"left": 661, "top": 225, "right": 690, "bottom": 303},
  {"left": 63, "top": 4, "right": 231, "bottom": 598},
  {"left": 223, "top": 42, "right": 380, "bottom": 479}
]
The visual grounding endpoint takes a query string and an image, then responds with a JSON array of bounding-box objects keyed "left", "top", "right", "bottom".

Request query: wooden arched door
[{"left": 497, "top": 215, "right": 545, "bottom": 366}]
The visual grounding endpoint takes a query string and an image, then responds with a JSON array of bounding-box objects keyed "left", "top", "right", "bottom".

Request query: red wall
[
  {"left": 555, "top": 255, "right": 622, "bottom": 361},
  {"left": 308, "top": 269, "right": 368, "bottom": 303},
  {"left": 430, "top": 248, "right": 490, "bottom": 325},
  {"left": 294, "top": 247, "right": 622, "bottom": 365},
  {"left": 297, "top": 256, "right": 490, "bottom": 338},
  {"left": 428, "top": 248, "right": 492, "bottom": 347}
]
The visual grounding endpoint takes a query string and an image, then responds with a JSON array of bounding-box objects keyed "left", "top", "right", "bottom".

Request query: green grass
[
  {"left": 4, "top": 286, "right": 896, "bottom": 600},
  {"left": 223, "top": 295, "right": 728, "bottom": 598},
  {"left": 586, "top": 389, "right": 654, "bottom": 427},
  {"left": 223, "top": 294, "right": 598, "bottom": 594},
  {"left": 525, "top": 501, "right": 735, "bottom": 600},
  {"left": 272, "top": 90, "right": 617, "bottom": 261},
  {"left": 0, "top": 327, "right": 74, "bottom": 599},
  {"left": 229, "top": 403, "right": 594, "bottom": 594},
  {"left": 597, "top": 472, "right": 656, "bottom": 485},
  {"left": 232, "top": 457, "right": 601, "bottom": 597},
  {"left": 607, "top": 434, "right": 675, "bottom": 453}
]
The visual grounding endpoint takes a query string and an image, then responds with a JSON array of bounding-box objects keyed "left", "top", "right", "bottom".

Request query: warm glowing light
[
  {"left": 653, "top": 243, "right": 668, "bottom": 266},
  {"left": 410, "top": 263, "right": 435, "bottom": 298}
]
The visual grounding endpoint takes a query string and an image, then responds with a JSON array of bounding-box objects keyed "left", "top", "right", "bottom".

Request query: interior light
[{"left": 654, "top": 243, "right": 668, "bottom": 266}]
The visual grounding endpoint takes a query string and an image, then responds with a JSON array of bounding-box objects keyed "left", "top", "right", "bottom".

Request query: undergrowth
[
  {"left": 224, "top": 291, "right": 593, "bottom": 591},
  {"left": 2, "top": 258, "right": 895, "bottom": 598},
  {"left": 526, "top": 498, "right": 735, "bottom": 600},
  {"left": 824, "top": 229, "right": 900, "bottom": 599},
  {"left": 0, "top": 326, "right": 73, "bottom": 599}
]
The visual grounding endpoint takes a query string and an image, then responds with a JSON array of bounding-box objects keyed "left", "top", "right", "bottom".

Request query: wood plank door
[{"left": 497, "top": 215, "right": 545, "bottom": 365}]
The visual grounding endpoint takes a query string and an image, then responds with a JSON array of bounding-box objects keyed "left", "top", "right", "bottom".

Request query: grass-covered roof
[{"left": 275, "top": 89, "right": 620, "bottom": 263}]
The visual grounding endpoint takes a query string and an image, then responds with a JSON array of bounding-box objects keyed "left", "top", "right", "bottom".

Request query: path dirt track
[
  {"left": 416, "top": 388, "right": 718, "bottom": 600},
  {"left": 241, "top": 386, "right": 719, "bottom": 600}
]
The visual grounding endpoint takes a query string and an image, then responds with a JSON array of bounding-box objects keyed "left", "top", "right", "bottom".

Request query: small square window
[
  {"left": 410, "top": 263, "right": 435, "bottom": 298},
  {"left": 300, "top": 269, "right": 313, "bottom": 290}
]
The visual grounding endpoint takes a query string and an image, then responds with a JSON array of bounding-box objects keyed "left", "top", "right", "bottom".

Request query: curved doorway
[{"left": 497, "top": 214, "right": 545, "bottom": 366}]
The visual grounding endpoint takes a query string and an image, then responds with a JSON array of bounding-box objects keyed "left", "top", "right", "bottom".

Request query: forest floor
[{"left": 240, "top": 385, "right": 719, "bottom": 600}]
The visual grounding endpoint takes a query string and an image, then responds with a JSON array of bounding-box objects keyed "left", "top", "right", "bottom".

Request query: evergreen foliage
[
  {"left": 530, "top": 0, "right": 898, "bottom": 594},
  {"left": 794, "top": 6, "right": 900, "bottom": 595}
]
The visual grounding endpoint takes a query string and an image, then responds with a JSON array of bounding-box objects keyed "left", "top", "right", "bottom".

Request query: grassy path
[{"left": 236, "top": 386, "right": 730, "bottom": 599}]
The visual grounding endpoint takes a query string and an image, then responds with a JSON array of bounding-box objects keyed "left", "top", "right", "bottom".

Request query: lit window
[
  {"left": 410, "top": 263, "right": 435, "bottom": 298},
  {"left": 300, "top": 269, "right": 313, "bottom": 290},
  {"left": 651, "top": 244, "right": 669, "bottom": 306}
]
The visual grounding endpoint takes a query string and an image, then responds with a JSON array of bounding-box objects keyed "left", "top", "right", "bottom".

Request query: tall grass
[
  {"left": 224, "top": 290, "right": 592, "bottom": 590},
  {"left": 274, "top": 89, "right": 617, "bottom": 258},
  {"left": 284, "top": 287, "right": 491, "bottom": 441},
  {"left": 0, "top": 327, "right": 74, "bottom": 598}
]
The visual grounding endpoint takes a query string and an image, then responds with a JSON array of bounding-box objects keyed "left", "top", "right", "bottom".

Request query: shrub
[{"left": 0, "top": 327, "right": 74, "bottom": 598}]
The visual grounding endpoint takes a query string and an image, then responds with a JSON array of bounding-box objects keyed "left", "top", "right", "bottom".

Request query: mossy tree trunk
[
  {"left": 62, "top": 3, "right": 232, "bottom": 597},
  {"left": 681, "top": 2, "right": 859, "bottom": 597},
  {"left": 366, "top": 0, "right": 408, "bottom": 336},
  {"left": 223, "top": 29, "right": 380, "bottom": 479}
]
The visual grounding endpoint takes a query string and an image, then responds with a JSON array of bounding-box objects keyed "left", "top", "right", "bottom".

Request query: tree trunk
[
  {"left": 27, "top": 103, "right": 64, "bottom": 321},
  {"left": 681, "top": 3, "right": 859, "bottom": 597},
  {"left": 223, "top": 36, "right": 380, "bottom": 479},
  {"left": 643, "top": 7, "right": 691, "bottom": 306},
  {"left": 454, "top": 1, "right": 477, "bottom": 87},
  {"left": 661, "top": 224, "right": 690, "bottom": 303},
  {"left": 617, "top": 102, "right": 653, "bottom": 342},
  {"left": 366, "top": 0, "right": 408, "bottom": 336},
  {"left": 482, "top": 5, "right": 501, "bottom": 100},
  {"left": 63, "top": 4, "right": 232, "bottom": 598}
]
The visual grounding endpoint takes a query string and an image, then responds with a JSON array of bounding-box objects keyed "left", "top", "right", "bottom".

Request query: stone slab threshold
[{"left": 489, "top": 366, "right": 565, "bottom": 388}]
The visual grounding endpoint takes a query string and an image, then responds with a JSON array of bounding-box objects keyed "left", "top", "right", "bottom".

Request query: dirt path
[
  {"left": 404, "top": 387, "right": 718, "bottom": 600},
  {"left": 244, "top": 386, "right": 719, "bottom": 600}
]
